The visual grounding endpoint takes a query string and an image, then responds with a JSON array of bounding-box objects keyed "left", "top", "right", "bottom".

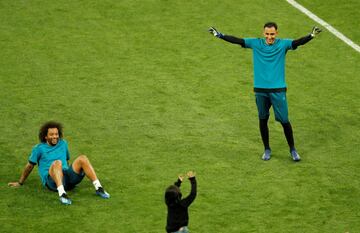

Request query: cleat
[
  {"left": 96, "top": 187, "right": 110, "bottom": 199},
  {"left": 59, "top": 193, "right": 72, "bottom": 205},
  {"left": 291, "top": 150, "right": 301, "bottom": 162},
  {"left": 262, "top": 149, "right": 271, "bottom": 161}
]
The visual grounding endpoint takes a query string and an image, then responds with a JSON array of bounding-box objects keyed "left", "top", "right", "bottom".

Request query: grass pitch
[{"left": 0, "top": 0, "right": 359, "bottom": 232}]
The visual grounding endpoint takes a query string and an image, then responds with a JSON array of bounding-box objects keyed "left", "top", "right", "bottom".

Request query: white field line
[{"left": 287, "top": 0, "right": 360, "bottom": 53}]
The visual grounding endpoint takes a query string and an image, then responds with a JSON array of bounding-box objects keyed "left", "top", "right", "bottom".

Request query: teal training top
[
  {"left": 28, "top": 139, "right": 70, "bottom": 186},
  {"left": 244, "top": 38, "right": 294, "bottom": 89}
]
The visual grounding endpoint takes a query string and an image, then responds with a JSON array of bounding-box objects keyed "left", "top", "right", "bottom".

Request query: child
[{"left": 165, "top": 171, "right": 197, "bottom": 233}]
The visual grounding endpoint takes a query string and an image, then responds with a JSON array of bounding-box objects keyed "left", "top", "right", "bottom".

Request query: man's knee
[
  {"left": 51, "top": 160, "right": 63, "bottom": 168},
  {"left": 275, "top": 114, "right": 289, "bottom": 123},
  {"left": 281, "top": 121, "right": 291, "bottom": 127},
  {"left": 259, "top": 116, "right": 269, "bottom": 122},
  {"left": 276, "top": 117, "right": 289, "bottom": 124},
  {"left": 49, "top": 160, "right": 64, "bottom": 178},
  {"left": 78, "top": 154, "right": 88, "bottom": 161},
  {"left": 75, "top": 155, "right": 90, "bottom": 166}
]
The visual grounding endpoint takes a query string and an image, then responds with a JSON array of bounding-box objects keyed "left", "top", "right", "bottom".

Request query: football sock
[
  {"left": 281, "top": 122, "right": 295, "bottom": 151},
  {"left": 259, "top": 119, "right": 270, "bottom": 150},
  {"left": 57, "top": 185, "right": 66, "bottom": 197},
  {"left": 93, "top": 179, "right": 102, "bottom": 190}
]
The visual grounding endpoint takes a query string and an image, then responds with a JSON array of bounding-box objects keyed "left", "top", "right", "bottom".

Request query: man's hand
[
  {"left": 311, "top": 26, "right": 322, "bottom": 38},
  {"left": 209, "top": 27, "right": 223, "bottom": 38},
  {"left": 8, "top": 181, "right": 22, "bottom": 187}
]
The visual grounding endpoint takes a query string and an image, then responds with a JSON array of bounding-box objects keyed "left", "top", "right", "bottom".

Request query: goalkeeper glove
[
  {"left": 311, "top": 26, "right": 322, "bottom": 37},
  {"left": 209, "top": 27, "right": 224, "bottom": 38}
]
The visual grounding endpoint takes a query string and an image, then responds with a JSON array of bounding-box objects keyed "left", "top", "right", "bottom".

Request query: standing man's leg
[
  {"left": 281, "top": 122, "right": 300, "bottom": 161},
  {"left": 48, "top": 160, "right": 72, "bottom": 205},
  {"left": 281, "top": 122, "right": 295, "bottom": 151},
  {"left": 71, "top": 155, "right": 110, "bottom": 198},
  {"left": 260, "top": 118, "right": 270, "bottom": 150},
  {"left": 255, "top": 92, "right": 272, "bottom": 160},
  {"left": 271, "top": 92, "right": 301, "bottom": 161}
]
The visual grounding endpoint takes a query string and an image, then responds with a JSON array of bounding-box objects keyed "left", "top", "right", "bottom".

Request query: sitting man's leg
[
  {"left": 48, "top": 160, "right": 72, "bottom": 205},
  {"left": 71, "top": 155, "right": 110, "bottom": 198}
]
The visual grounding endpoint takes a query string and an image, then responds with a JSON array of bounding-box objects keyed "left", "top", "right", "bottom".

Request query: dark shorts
[
  {"left": 46, "top": 166, "right": 85, "bottom": 192},
  {"left": 255, "top": 92, "right": 289, "bottom": 123}
]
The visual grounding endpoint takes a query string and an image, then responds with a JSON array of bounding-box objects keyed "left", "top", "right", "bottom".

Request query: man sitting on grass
[{"left": 8, "top": 121, "right": 110, "bottom": 205}]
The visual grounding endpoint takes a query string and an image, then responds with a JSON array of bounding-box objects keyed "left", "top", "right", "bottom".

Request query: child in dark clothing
[{"left": 165, "top": 171, "right": 197, "bottom": 233}]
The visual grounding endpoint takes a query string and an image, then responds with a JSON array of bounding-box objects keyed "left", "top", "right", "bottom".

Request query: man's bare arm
[{"left": 8, "top": 162, "right": 35, "bottom": 187}]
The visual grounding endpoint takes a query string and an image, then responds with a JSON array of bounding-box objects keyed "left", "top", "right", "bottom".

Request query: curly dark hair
[
  {"left": 38, "top": 121, "right": 63, "bottom": 143},
  {"left": 264, "top": 22, "right": 278, "bottom": 30}
]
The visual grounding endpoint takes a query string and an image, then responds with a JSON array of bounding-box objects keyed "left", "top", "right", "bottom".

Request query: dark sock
[
  {"left": 259, "top": 119, "right": 270, "bottom": 150},
  {"left": 281, "top": 122, "right": 295, "bottom": 151}
]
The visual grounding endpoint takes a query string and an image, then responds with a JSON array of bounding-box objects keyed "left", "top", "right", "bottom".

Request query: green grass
[
  {"left": 0, "top": 0, "right": 359, "bottom": 232},
  {"left": 297, "top": 0, "right": 360, "bottom": 44}
]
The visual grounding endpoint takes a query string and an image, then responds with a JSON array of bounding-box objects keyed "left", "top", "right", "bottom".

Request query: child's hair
[{"left": 165, "top": 185, "right": 182, "bottom": 206}]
